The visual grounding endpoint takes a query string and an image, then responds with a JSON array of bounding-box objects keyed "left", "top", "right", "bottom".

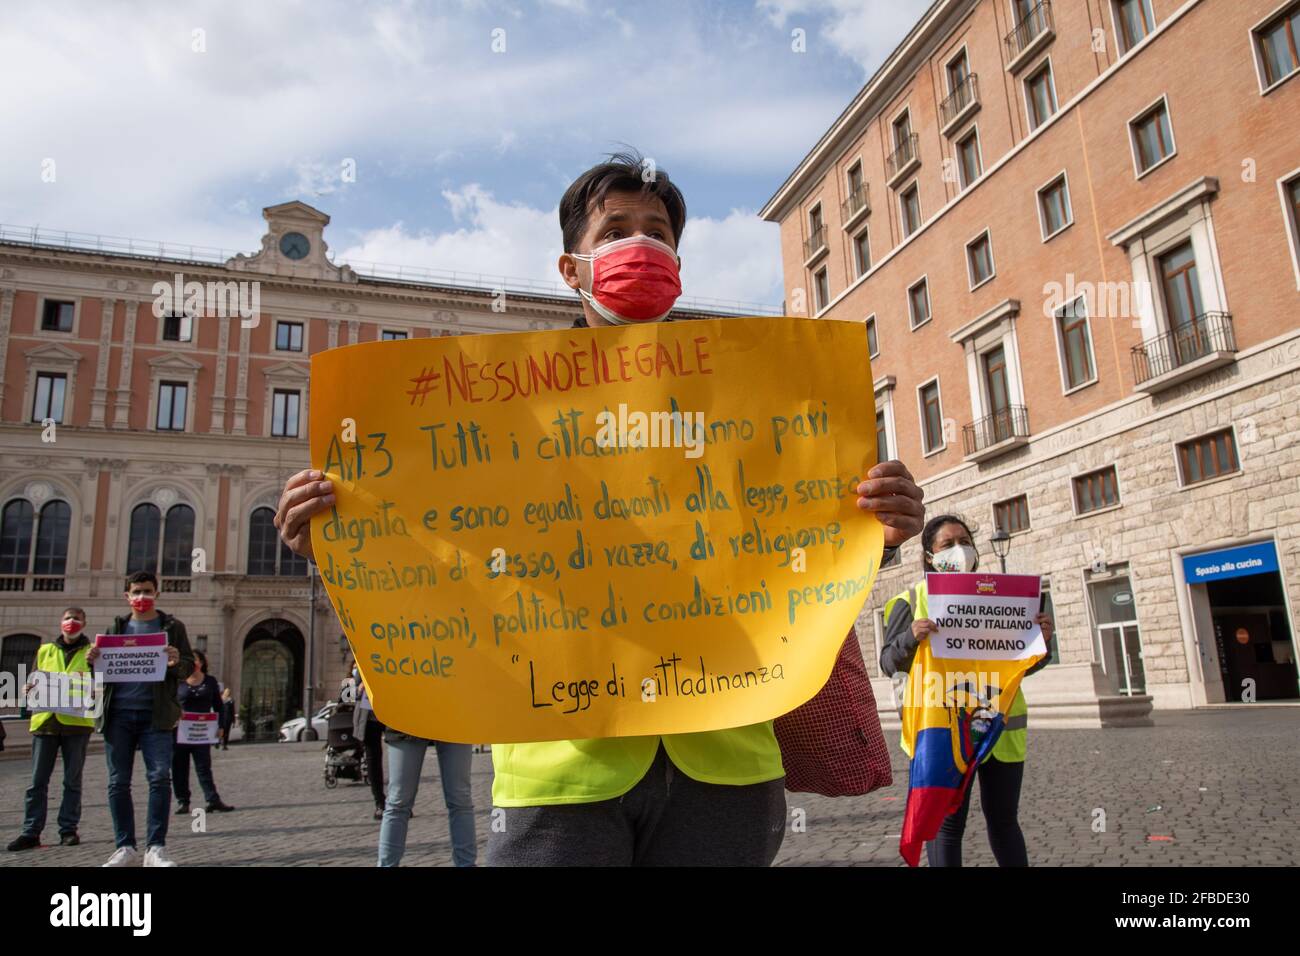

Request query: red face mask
[
  {"left": 61, "top": 619, "right": 84, "bottom": 637},
  {"left": 572, "top": 235, "right": 682, "bottom": 324},
  {"left": 129, "top": 595, "right": 156, "bottom": 614}
]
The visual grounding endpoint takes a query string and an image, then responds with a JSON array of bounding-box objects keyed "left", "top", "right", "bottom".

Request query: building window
[
  {"left": 994, "top": 494, "right": 1031, "bottom": 534},
  {"left": 907, "top": 277, "right": 931, "bottom": 329},
  {"left": 271, "top": 389, "right": 301, "bottom": 438},
  {"left": 162, "top": 312, "right": 193, "bottom": 342},
  {"left": 892, "top": 111, "right": 912, "bottom": 151},
  {"left": 248, "top": 507, "right": 308, "bottom": 577},
  {"left": 31, "top": 501, "right": 71, "bottom": 577},
  {"left": 1089, "top": 574, "right": 1144, "bottom": 695},
  {"left": 967, "top": 231, "right": 995, "bottom": 289},
  {"left": 1255, "top": 2, "right": 1300, "bottom": 89},
  {"left": 813, "top": 267, "right": 829, "bottom": 312},
  {"left": 1130, "top": 98, "right": 1175, "bottom": 176},
  {"left": 126, "top": 503, "right": 162, "bottom": 574},
  {"left": 1114, "top": 0, "right": 1154, "bottom": 53},
  {"left": 1159, "top": 240, "right": 1203, "bottom": 334},
  {"left": 0, "top": 500, "right": 35, "bottom": 577},
  {"left": 847, "top": 160, "right": 864, "bottom": 196},
  {"left": 874, "top": 409, "right": 890, "bottom": 463},
  {"left": 853, "top": 228, "right": 871, "bottom": 277},
  {"left": 947, "top": 49, "right": 970, "bottom": 94},
  {"left": 275, "top": 321, "right": 304, "bottom": 352},
  {"left": 1055, "top": 296, "right": 1096, "bottom": 390},
  {"left": 1025, "top": 60, "right": 1057, "bottom": 130},
  {"left": 1284, "top": 173, "right": 1300, "bottom": 287},
  {"left": 900, "top": 184, "right": 921, "bottom": 237},
  {"left": 160, "top": 504, "right": 195, "bottom": 580},
  {"left": 1075, "top": 466, "right": 1120, "bottom": 514},
  {"left": 41, "top": 300, "right": 75, "bottom": 333},
  {"left": 0, "top": 635, "right": 41, "bottom": 694},
  {"left": 156, "top": 381, "right": 188, "bottom": 431},
  {"left": 128, "top": 502, "right": 195, "bottom": 582},
  {"left": 865, "top": 315, "right": 879, "bottom": 358},
  {"left": 956, "top": 129, "right": 981, "bottom": 188},
  {"left": 919, "top": 380, "right": 944, "bottom": 453},
  {"left": 32, "top": 372, "right": 67, "bottom": 423},
  {"left": 381, "top": 330, "right": 408, "bottom": 341},
  {"left": 1177, "top": 429, "right": 1240, "bottom": 486},
  {"left": 0, "top": 499, "right": 63, "bottom": 585},
  {"left": 1038, "top": 173, "right": 1072, "bottom": 239}
]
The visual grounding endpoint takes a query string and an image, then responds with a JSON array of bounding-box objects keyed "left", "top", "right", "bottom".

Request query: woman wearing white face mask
[{"left": 880, "top": 514, "right": 1055, "bottom": 867}]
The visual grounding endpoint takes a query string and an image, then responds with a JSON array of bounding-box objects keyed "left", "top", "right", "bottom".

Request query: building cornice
[{"left": 759, "top": 0, "right": 972, "bottom": 222}]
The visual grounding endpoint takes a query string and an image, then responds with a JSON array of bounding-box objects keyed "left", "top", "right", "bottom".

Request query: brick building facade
[{"left": 761, "top": 0, "right": 1300, "bottom": 721}]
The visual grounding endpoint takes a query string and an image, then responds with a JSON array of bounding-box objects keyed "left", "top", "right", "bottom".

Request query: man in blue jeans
[{"left": 89, "top": 570, "right": 194, "bottom": 867}]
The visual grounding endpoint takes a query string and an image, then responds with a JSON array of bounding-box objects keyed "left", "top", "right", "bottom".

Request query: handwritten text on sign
[
  {"left": 310, "top": 317, "right": 881, "bottom": 742},
  {"left": 94, "top": 634, "right": 168, "bottom": 683},
  {"left": 925, "top": 573, "right": 1045, "bottom": 660}
]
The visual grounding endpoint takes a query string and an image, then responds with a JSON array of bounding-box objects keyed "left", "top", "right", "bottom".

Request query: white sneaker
[
  {"left": 102, "top": 846, "right": 142, "bottom": 867},
  {"left": 143, "top": 845, "right": 178, "bottom": 867}
]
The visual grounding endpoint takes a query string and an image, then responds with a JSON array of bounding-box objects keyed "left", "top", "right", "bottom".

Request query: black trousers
[
  {"left": 363, "top": 717, "right": 385, "bottom": 807},
  {"left": 172, "top": 743, "right": 220, "bottom": 805},
  {"left": 926, "top": 756, "right": 1028, "bottom": 867}
]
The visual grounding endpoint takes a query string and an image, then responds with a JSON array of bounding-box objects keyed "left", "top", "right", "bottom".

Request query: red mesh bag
[{"left": 774, "top": 627, "right": 893, "bottom": 797}]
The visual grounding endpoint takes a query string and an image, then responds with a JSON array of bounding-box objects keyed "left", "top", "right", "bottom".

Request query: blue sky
[{"left": 1, "top": 0, "right": 933, "bottom": 310}]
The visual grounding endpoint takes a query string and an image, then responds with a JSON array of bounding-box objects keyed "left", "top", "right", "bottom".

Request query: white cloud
[
  {"left": 335, "top": 185, "right": 781, "bottom": 309},
  {"left": 757, "top": 0, "right": 935, "bottom": 77}
]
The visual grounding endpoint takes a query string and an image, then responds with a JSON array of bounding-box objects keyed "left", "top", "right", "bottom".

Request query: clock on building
[{"left": 279, "top": 231, "right": 310, "bottom": 260}]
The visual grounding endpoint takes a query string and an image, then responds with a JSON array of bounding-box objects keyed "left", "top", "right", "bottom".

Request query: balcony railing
[
  {"left": 161, "top": 577, "right": 192, "bottom": 593},
  {"left": 940, "top": 73, "right": 980, "bottom": 130},
  {"left": 963, "top": 405, "right": 1030, "bottom": 456},
  {"left": 0, "top": 575, "right": 66, "bottom": 592},
  {"left": 886, "top": 133, "right": 920, "bottom": 183},
  {"left": 1004, "top": 1, "right": 1054, "bottom": 63},
  {"left": 1132, "top": 312, "right": 1236, "bottom": 386},
  {"left": 840, "top": 183, "right": 871, "bottom": 225},
  {"left": 802, "top": 224, "right": 827, "bottom": 262}
]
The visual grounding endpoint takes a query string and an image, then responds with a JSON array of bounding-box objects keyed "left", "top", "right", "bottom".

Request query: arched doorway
[{"left": 240, "top": 619, "right": 304, "bottom": 742}]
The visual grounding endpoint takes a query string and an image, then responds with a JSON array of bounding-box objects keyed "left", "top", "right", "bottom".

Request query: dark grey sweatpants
[{"left": 486, "top": 744, "right": 787, "bottom": 866}]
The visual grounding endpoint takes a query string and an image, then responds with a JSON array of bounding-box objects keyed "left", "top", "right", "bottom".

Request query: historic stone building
[
  {"left": 0, "top": 200, "right": 762, "bottom": 743},
  {"left": 761, "top": 0, "right": 1300, "bottom": 721}
]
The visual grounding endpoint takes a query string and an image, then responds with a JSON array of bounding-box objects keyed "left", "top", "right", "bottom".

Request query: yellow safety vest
[
  {"left": 491, "top": 723, "right": 786, "bottom": 807},
  {"left": 29, "top": 639, "right": 95, "bottom": 732},
  {"left": 884, "top": 580, "right": 1028, "bottom": 764}
]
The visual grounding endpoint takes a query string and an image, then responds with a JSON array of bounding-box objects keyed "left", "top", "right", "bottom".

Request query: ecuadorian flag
[{"left": 898, "top": 573, "right": 1045, "bottom": 866}]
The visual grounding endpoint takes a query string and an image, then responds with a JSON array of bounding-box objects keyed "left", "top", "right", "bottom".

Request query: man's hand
[
  {"left": 166, "top": 646, "right": 180, "bottom": 667},
  {"left": 856, "top": 460, "right": 925, "bottom": 548},
  {"left": 274, "top": 469, "right": 336, "bottom": 563},
  {"left": 86, "top": 646, "right": 101, "bottom": 665},
  {"left": 1036, "top": 613, "right": 1055, "bottom": 646}
]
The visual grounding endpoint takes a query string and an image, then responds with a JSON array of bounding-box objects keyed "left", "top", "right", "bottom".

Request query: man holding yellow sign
[{"left": 276, "top": 151, "right": 925, "bottom": 865}]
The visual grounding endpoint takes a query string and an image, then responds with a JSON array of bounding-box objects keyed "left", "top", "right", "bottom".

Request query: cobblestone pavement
[{"left": 1, "top": 707, "right": 1296, "bottom": 866}]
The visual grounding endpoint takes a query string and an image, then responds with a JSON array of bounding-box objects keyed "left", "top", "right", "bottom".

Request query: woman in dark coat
[{"left": 173, "top": 651, "right": 235, "bottom": 814}]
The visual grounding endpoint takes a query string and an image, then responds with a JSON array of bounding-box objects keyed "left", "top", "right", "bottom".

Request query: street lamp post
[
  {"left": 991, "top": 528, "right": 1011, "bottom": 574},
  {"left": 302, "top": 564, "right": 319, "bottom": 742}
]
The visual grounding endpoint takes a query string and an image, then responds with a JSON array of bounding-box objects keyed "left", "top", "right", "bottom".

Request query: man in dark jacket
[{"left": 88, "top": 570, "right": 194, "bottom": 867}]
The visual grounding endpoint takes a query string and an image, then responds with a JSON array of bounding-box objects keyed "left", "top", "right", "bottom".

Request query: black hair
[
  {"left": 125, "top": 570, "right": 159, "bottom": 591},
  {"left": 558, "top": 148, "right": 687, "bottom": 254},
  {"left": 921, "top": 514, "right": 978, "bottom": 572},
  {"left": 193, "top": 649, "right": 208, "bottom": 674}
]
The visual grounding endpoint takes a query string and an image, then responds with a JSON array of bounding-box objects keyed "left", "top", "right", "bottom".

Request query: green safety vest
[
  {"left": 491, "top": 722, "right": 785, "bottom": 807},
  {"left": 29, "top": 640, "right": 95, "bottom": 732},
  {"left": 884, "top": 580, "right": 1028, "bottom": 764}
]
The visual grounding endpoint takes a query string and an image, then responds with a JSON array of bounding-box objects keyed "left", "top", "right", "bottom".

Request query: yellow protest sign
[{"left": 309, "top": 316, "right": 880, "bottom": 743}]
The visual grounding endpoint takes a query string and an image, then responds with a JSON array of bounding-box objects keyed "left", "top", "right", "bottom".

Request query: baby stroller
[{"left": 324, "top": 701, "right": 370, "bottom": 789}]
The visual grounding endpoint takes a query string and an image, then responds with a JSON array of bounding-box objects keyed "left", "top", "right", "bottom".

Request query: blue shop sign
[{"left": 1182, "top": 542, "right": 1279, "bottom": 584}]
